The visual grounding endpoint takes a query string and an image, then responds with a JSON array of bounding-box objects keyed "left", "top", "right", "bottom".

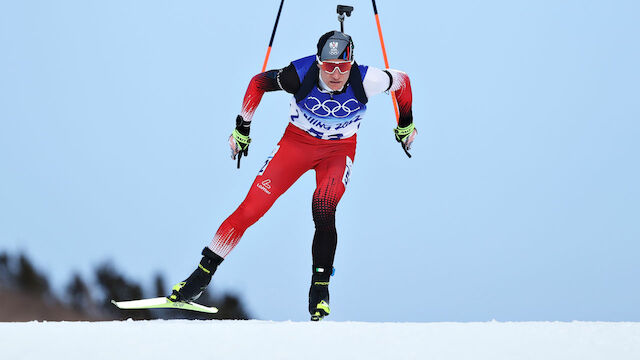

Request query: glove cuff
[{"left": 235, "top": 115, "right": 251, "bottom": 136}]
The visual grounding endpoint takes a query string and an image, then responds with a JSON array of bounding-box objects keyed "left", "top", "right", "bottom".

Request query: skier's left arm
[{"left": 363, "top": 67, "right": 417, "bottom": 151}]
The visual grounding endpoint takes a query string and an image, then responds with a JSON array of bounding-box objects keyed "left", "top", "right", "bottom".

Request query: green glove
[
  {"left": 231, "top": 129, "right": 251, "bottom": 154},
  {"left": 230, "top": 115, "right": 251, "bottom": 160},
  {"left": 394, "top": 123, "right": 417, "bottom": 150}
]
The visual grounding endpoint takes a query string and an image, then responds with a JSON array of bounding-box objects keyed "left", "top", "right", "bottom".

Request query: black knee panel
[{"left": 312, "top": 196, "right": 338, "bottom": 231}]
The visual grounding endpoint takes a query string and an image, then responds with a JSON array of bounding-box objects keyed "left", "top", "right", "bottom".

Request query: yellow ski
[{"left": 111, "top": 297, "right": 218, "bottom": 314}]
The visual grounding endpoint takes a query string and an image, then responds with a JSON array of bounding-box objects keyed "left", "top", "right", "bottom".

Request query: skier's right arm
[
  {"left": 237, "top": 64, "right": 300, "bottom": 124},
  {"left": 230, "top": 64, "right": 300, "bottom": 160}
]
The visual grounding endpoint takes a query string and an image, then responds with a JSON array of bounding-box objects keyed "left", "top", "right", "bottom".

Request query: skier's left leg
[{"left": 309, "top": 150, "right": 355, "bottom": 320}]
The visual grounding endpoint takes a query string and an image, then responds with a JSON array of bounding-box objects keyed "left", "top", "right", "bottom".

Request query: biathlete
[{"left": 169, "top": 31, "right": 417, "bottom": 321}]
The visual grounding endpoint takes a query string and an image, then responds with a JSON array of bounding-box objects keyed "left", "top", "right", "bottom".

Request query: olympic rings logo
[{"left": 303, "top": 97, "right": 361, "bottom": 118}]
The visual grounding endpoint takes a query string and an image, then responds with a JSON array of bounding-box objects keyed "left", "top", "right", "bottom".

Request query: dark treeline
[{"left": 0, "top": 250, "right": 250, "bottom": 321}]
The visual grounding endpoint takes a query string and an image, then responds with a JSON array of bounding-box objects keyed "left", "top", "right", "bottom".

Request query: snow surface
[{"left": 1, "top": 320, "right": 640, "bottom": 359}]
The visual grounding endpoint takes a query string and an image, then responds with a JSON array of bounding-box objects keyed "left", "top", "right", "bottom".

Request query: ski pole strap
[
  {"left": 394, "top": 123, "right": 414, "bottom": 158},
  {"left": 394, "top": 123, "right": 415, "bottom": 143},
  {"left": 232, "top": 128, "right": 250, "bottom": 169},
  {"left": 232, "top": 129, "right": 251, "bottom": 150}
]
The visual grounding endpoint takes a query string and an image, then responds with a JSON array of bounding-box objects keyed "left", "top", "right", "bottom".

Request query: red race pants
[{"left": 209, "top": 123, "right": 356, "bottom": 261}]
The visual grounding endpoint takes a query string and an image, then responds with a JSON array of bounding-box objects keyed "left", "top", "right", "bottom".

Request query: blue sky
[{"left": 1, "top": 1, "right": 639, "bottom": 321}]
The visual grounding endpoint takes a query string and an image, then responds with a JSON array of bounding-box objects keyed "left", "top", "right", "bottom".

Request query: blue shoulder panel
[
  {"left": 358, "top": 65, "right": 368, "bottom": 81},
  {"left": 292, "top": 55, "right": 317, "bottom": 83}
]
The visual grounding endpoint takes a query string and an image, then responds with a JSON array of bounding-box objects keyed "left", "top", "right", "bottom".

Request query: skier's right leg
[
  {"left": 208, "top": 138, "right": 312, "bottom": 258},
  {"left": 170, "top": 126, "right": 313, "bottom": 302}
]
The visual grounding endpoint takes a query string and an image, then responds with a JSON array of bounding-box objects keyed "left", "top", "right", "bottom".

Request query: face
[{"left": 318, "top": 60, "right": 351, "bottom": 91}]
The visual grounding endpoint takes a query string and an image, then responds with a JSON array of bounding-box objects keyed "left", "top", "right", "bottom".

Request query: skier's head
[
  {"left": 316, "top": 31, "right": 354, "bottom": 91},
  {"left": 316, "top": 31, "right": 354, "bottom": 62}
]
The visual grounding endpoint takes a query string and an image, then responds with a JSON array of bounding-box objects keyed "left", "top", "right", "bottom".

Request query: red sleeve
[
  {"left": 238, "top": 64, "right": 300, "bottom": 123},
  {"left": 392, "top": 72, "right": 413, "bottom": 128},
  {"left": 239, "top": 70, "right": 281, "bottom": 123}
]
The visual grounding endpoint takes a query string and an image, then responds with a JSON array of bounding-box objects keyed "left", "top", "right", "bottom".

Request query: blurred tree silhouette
[
  {"left": 153, "top": 273, "right": 166, "bottom": 297},
  {"left": 95, "top": 262, "right": 152, "bottom": 320},
  {"left": 65, "top": 273, "right": 93, "bottom": 312},
  {"left": 210, "top": 292, "right": 250, "bottom": 320},
  {"left": 16, "top": 253, "right": 49, "bottom": 297},
  {"left": 0, "top": 250, "right": 252, "bottom": 321},
  {"left": 0, "top": 252, "right": 12, "bottom": 287}
]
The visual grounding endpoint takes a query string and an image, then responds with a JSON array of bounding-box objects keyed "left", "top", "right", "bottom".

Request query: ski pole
[
  {"left": 371, "top": 0, "right": 411, "bottom": 158},
  {"left": 261, "top": 0, "right": 285, "bottom": 72},
  {"left": 371, "top": 0, "right": 399, "bottom": 122},
  {"left": 239, "top": 0, "right": 285, "bottom": 169}
]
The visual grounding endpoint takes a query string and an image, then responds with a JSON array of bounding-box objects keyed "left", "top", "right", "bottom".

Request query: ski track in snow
[{"left": 1, "top": 320, "right": 640, "bottom": 360}]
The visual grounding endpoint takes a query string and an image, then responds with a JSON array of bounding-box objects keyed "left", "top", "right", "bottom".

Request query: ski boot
[
  {"left": 168, "top": 247, "right": 224, "bottom": 302},
  {"left": 309, "top": 266, "right": 333, "bottom": 321}
]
